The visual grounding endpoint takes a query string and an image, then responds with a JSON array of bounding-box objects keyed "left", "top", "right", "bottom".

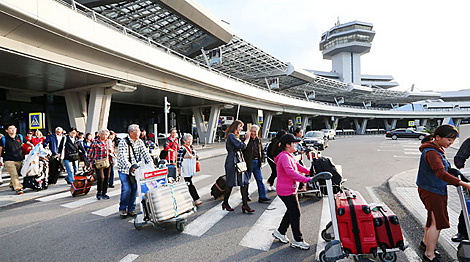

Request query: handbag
[
  {"left": 196, "top": 161, "right": 201, "bottom": 172},
  {"left": 235, "top": 151, "right": 247, "bottom": 173},
  {"left": 95, "top": 158, "right": 110, "bottom": 169}
]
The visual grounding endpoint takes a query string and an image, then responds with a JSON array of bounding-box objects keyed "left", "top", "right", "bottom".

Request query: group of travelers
[{"left": 222, "top": 120, "right": 311, "bottom": 250}]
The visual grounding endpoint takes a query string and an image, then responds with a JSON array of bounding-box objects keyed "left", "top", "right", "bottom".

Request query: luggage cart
[
  {"left": 314, "top": 172, "right": 405, "bottom": 262},
  {"left": 297, "top": 147, "right": 324, "bottom": 199},
  {"left": 451, "top": 168, "right": 470, "bottom": 262},
  {"left": 133, "top": 166, "right": 196, "bottom": 232}
]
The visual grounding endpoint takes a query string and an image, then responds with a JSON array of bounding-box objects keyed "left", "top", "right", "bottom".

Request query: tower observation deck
[{"left": 319, "top": 21, "right": 375, "bottom": 85}]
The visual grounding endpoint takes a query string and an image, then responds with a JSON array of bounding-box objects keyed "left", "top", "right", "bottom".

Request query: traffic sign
[
  {"left": 296, "top": 116, "right": 302, "bottom": 125},
  {"left": 408, "top": 121, "right": 415, "bottom": 127},
  {"left": 29, "top": 113, "right": 45, "bottom": 129}
]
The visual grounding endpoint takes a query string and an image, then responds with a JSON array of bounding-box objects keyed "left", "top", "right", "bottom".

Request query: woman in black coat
[{"left": 223, "top": 120, "right": 253, "bottom": 213}]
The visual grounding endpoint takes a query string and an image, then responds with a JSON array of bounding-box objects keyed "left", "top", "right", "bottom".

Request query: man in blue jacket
[
  {"left": 43, "top": 126, "right": 65, "bottom": 184},
  {"left": 0, "top": 124, "right": 24, "bottom": 194}
]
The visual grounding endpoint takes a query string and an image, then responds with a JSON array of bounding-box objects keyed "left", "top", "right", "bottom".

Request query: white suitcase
[{"left": 145, "top": 182, "right": 194, "bottom": 222}]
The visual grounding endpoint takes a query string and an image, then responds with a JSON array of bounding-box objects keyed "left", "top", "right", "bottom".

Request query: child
[{"left": 416, "top": 124, "right": 470, "bottom": 262}]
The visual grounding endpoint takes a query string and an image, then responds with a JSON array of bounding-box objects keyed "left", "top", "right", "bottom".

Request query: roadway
[{"left": 0, "top": 136, "right": 460, "bottom": 261}]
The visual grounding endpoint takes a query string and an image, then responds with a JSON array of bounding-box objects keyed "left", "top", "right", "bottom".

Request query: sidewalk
[
  {"left": 389, "top": 168, "right": 463, "bottom": 261},
  {"left": 0, "top": 143, "right": 228, "bottom": 209}
]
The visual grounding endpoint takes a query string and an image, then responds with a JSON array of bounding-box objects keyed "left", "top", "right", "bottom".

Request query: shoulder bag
[
  {"left": 184, "top": 145, "right": 201, "bottom": 172},
  {"left": 235, "top": 150, "right": 247, "bottom": 173},
  {"left": 95, "top": 141, "right": 110, "bottom": 169}
]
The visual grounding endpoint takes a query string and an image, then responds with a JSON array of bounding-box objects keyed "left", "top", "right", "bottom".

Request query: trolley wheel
[
  {"left": 176, "top": 221, "right": 185, "bottom": 232},
  {"left": 378, "top": 252, "right": 397, "bottom": 262},
  {"left": 321, "top": 228, "right": 332, "bottom": 242},
  {"left": 134, "top": 219, "right": 142, "bottom": 231},
  {"left": 319, "top": 250, "right": 327, "bottom": 262}
]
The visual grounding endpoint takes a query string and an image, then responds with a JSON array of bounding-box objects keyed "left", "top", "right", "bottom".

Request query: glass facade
[{"left": 321, "top": 33, "right": 372, "bottom": 51}]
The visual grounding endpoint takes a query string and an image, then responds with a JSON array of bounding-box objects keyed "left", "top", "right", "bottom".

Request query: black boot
[
  {"left": 222, "top": 186, "right": 234, "bottom": 211},
  {"left": 241, "top": 184, "right": 254, "bottom": 214}
]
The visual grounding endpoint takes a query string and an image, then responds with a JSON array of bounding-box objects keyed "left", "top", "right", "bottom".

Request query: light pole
[{"left": 164, "top": 96, "right": 170, "bottom": 137}]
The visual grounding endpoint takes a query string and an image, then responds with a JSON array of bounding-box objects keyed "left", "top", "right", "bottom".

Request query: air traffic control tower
[{"left": 319, "top": 21, "right": 376, "bottom": 86}]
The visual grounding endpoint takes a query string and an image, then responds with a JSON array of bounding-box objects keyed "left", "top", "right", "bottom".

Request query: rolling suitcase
[
  {"left": 336, "top": 189, "right": 378, "bottom": 255},
  {"left": 71, "top": 170, "right": 94, "bottom": 197},
  {"left": 211, "top": 175, "right": 226, "bottom": 199},
  {"left": 371, "top": 203, "right": 405, "bottom": 251},
  {"left": 23, "top": 175, "right": 48, "bottom": 191},
  {"left": 145, "top": 182, "right": 194, "bottom": 222},
  {"left": 166, "top": 164, "right": 177, "bottom": 180}
]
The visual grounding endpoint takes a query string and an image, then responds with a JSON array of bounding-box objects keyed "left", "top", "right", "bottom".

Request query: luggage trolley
[
  {"left": 133, "top": 166, "right": 196, "bottom": 232},
  {"left": 451, "top": 168, "right": 470, "bottom": 262},
  {"left": 314, "top": 172, "right": 405, "bottom": 262}
]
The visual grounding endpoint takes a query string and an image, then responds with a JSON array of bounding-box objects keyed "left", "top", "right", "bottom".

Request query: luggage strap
[
  {"left": 378, "top": 206, "right": 395, "bottom": 248},
  {"left": 169, "top": 184, "right": 179, "bottom": 217},
  {"left": 214, "top": 180, "right": 224, "bottom": 193},
  {"left": 345, "top": 190, "right": 363, "bottom": 254}
]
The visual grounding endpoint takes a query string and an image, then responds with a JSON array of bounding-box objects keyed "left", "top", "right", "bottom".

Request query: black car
[{"left": 385, "top": 129, "right": 429, "bottom": 140}]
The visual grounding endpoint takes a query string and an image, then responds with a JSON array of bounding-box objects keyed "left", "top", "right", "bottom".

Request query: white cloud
[{"left": 197, "top": 0, "right": 470, "bottom": 91}]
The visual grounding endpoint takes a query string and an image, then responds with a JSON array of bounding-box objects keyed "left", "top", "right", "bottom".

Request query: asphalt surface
[{"left": 0, "top": 135, "right": 458, "bottom": 261}]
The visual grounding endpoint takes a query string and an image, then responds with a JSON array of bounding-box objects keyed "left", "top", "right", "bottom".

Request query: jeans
[
  {"left": 63, "top": 159, "right": 78, "bottom": 184},
  {"left": 109, "top": 165, "right": 115, "bottom": 186},
  {"left": 246, "top": 160, "right": 267, "bottom": 199},
  {"left": 278, "top": 194, "right": 303, "bottom": 242},
  {"left": 119, "top": 171, "right": 137, "bottom": 212}
]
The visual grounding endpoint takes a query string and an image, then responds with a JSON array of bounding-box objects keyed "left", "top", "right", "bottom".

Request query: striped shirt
[{"left": 117, "top": 135, "right": 152, "bottom": 175}]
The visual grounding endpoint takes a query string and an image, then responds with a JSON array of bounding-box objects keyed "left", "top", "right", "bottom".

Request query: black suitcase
[
  {"left": 48, "top": 157, "right": 61, "bottom": 184},
  {"left": 23, "top": 175, "right": 48, "bottom": 191},
  {"left": 211, "top": 175, "right": 226, "bottom": 199},
  {"left": 310, "top": 156, "right": 342, "bottom": 195},
  {"left": 166, "top": 164, "right": 177, "bottom": 180}
]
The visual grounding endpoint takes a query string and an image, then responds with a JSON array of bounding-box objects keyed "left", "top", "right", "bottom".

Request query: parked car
[
  {"left": 304, "top": 131, "right": 328, "bottom": 150},
  {"left": 322, "top": 129, "right": 336, "bottom": 140},
  {"left": 385, "top": 129, "right": 429, "bottom": 140}
]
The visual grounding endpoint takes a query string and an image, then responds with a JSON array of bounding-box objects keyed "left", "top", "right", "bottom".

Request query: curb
[{"left": 388, "top": 169, "right": 458, "bottom": 261}]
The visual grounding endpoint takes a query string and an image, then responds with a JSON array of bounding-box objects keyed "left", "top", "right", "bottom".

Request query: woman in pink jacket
[{"left": 272, "top": 133, "right": 312, "bottom": 250}]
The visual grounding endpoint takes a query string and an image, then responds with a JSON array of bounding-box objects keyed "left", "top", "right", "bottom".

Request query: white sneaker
[
  {"left": 290, "top": 239, "right": 310, "bottom": 250},
  {"left": 194, "top": 199, "right": 203, "bottom": 206},
  {"left": 266, "top": 183, "right": 276, "bottom": 192},
  {"left": 272, "top": 229, "right": 289, "bottom": 244}
]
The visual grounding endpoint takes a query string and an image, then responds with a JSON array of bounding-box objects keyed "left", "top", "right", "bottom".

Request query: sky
[{"left": 197, "top": 0, "right": 470, "bottom": 92}]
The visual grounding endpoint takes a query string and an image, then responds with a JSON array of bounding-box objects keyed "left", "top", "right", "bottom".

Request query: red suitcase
[
  {"left": 70, "top": 170, "right": 94, "bottom": 197},
  {"left": 336, "top": 189, "right": 378, "bottom": 255},
  {"left": 371, "top": 203, "right": 405, "bottom": 251}
]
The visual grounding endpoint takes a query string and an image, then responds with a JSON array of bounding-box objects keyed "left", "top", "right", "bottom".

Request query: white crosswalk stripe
[
  {"left": 183, "top": 183, "right": 258, "bottom": 237},
  {"left": 238, "top": 196, "right": 286, "bottom": 251},
  {"left": 61, "top": 189, "right": 121, "bottom": 208}
]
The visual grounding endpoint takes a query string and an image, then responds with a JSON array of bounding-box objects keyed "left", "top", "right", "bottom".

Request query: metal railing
[{"left": 53, "top": 0, "right": 465, "bottom": 113}]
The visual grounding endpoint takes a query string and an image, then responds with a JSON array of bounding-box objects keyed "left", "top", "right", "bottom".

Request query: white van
[{"left": 321, "top": 129, "right": 336, "bottom": 140}]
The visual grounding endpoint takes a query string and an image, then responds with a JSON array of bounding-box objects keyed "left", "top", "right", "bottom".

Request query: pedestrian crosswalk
[{"left": 4, "top": 164, "right": 422, "bottom": 262}]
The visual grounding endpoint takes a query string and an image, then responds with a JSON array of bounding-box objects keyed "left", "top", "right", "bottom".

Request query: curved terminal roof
[{"left": 79, "top": 0, "right": 441, "bottom": 106}]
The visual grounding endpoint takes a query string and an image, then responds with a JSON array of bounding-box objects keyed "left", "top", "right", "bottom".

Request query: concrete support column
[
  {"left": 301, "top": 116, "right": 310, "bottom": 133},
  {"left": 421, "top": 119, "right": 428, "bottom": 128},
  {"left": 251, "top": 113, "right": 258, "bottom": 126},
  {"left": 324, "top": 118, "right": 332, "bottom": 129},
  {"left": 65, "top": 92, "right": 87, "bottom": 132},
  {"left": 391, "top": 119, "right": 397, "bottom": 130},
  {"left": 262, "top": 112, "right": 274, "bottom": 139},
  {"left": 353, "top": 118, "right": 369, "bottom": 135},
  {"left": 384, "top": 119, "right": 391, "bottom": 131},
  {"left": 86, "top": 87, "right": 113, "bottom": 134},
  {"left": 192, "top": 105, "right": 221, "bottom": 144},
  {"left": 333, "top": 118, "right": 339, "bottom": 130}
]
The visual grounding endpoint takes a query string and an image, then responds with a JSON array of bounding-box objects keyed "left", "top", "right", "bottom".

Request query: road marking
[
  {"left": 404, "top": 152, "right": 421, "bottom": 155},
  {"left": 183, "top": 185, "right": 257, "bottom": 237},
  {"left": 37, "top": 180, "right": 121, "bottom": 202},
  {"left": 92, "top": 203, "right": 120, "bottom": 217},
  {"left": 191, "top": 174, "right": 211, "bottom": 183},
  {"left": 61, "top": 189, "right": 121, "bottom": 208},
  {"left": 316, "top": 197, "right": 332, "bottom": 260},
  {"left": 367, "top": 186, "right": 421, "bottom": 262},
  {"left": 404, "top": 148, "right": 418, "bottom": 151},
  {"left": 239, "top": 196, "right": 286, "bottom": 251},
  {"left": 393, "top": 155, "right": 419, "bottom": 159},
  {"left": 119, "top": 254, "right": 139, "bottom": 262}
]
